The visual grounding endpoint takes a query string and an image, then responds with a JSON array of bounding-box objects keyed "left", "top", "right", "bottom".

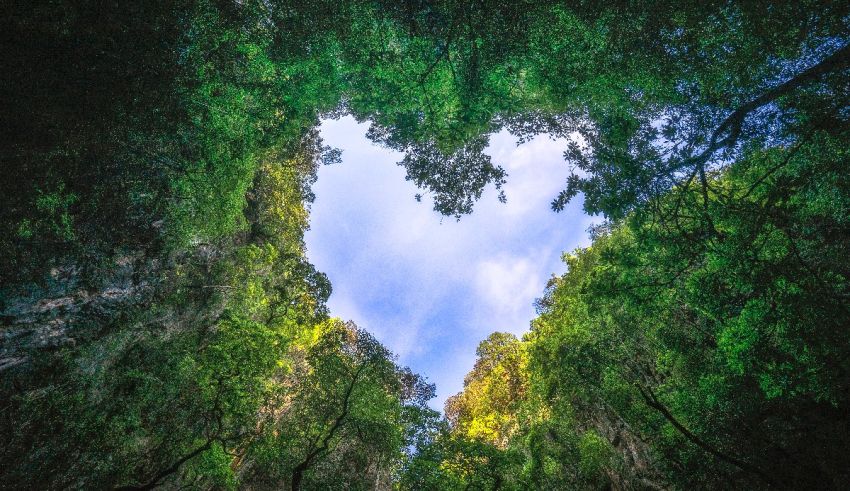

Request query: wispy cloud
[
  {"left": 305, "top": 116, "right": 597, "bottom": 409},
  {"left": 472, "top": 254, "right": 542, "bottom": 333}
]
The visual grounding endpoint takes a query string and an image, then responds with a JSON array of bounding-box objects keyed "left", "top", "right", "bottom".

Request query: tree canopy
[{"left": 1, "top": 0, "right": 848, "bottom": 488}]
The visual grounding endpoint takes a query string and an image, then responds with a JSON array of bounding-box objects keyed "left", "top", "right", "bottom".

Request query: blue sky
[{"left": 305, "top": 116, "right": 597, "bottom": 410}]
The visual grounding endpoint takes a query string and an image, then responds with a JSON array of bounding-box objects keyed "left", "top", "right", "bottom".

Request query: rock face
[
  {"left": 0, "top": 242, "right": 235, "bottom": 487},
  {"left": 0, "top": 242, "right": 228, "bottom": 378},
  {"left": 584, "top": 406, "right": 670, "bottom": 490},
  {"left": 1, "top": 257, "right": 148, "bottom": 374}
]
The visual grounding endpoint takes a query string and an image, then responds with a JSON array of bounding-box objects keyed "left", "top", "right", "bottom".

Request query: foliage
[
  {"left": 437, "top": 128, "right": 850, "bottom": 488},
  {"left": 2, "top": 0, "right": 849, "bottom": 488},
  {"left": 243, "top": 319, "right": 435, "bottom": 490},
  {"left": 444, "top": 332, "right": 528, "bottom": 448}
]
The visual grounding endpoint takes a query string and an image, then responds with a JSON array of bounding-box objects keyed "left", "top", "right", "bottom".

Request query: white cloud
[
  {"left": 496, "top": 133, "right": 572, "bottom": 218},
  {"left": 306, "top": 116, "right": 598, "bottom": 410},
  {"left": 473, "top": 255, "right": 542, "bottom": 333}
]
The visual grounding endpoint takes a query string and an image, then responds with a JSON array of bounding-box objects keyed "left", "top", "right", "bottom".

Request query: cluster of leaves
[
  {"left": 3, "top": 314, "right": 434, "bottom": 489},
  {"left": 422, "top": 126, "right": 850, "bottom": 488},
  {"left": 0, "top": 2, "right": 451, "bottom": 487},
  {"left": 7, "top": 0, "right": 845, "bottom": 273},
  {"left": 390, "top": 3, "right": 850, "bottom": 488},
  {"left": 1, "top": 116, "right": 436, "bottom": 488},
  {"left": 0, "top": 0, "right": 346, "bottom": 282}
]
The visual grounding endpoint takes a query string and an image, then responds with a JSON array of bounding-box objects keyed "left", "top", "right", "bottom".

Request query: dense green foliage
[
  {"left": 2, "top": 0, "right": 849, "bottom": 489},
  {"left": 436, "top": 140, "right": 850, "bottom": 488}
]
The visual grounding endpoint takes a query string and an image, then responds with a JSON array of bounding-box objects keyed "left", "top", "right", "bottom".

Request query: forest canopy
[{"left": 1, "top": 0, "right": 849, "bottom": 489}]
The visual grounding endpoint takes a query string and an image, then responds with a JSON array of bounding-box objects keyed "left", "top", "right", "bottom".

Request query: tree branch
[
  {"left": 683, "top": 42, "right": 850, "bottom": 173},
  {"left": 636, "top": 384, "right": 780, "bottom": 488},
  {"left": 290, "top": 362, "right": 368, "bottom": 490},
  {"left": 114, "top": 440, "right": 213, "bottom": 491}
]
